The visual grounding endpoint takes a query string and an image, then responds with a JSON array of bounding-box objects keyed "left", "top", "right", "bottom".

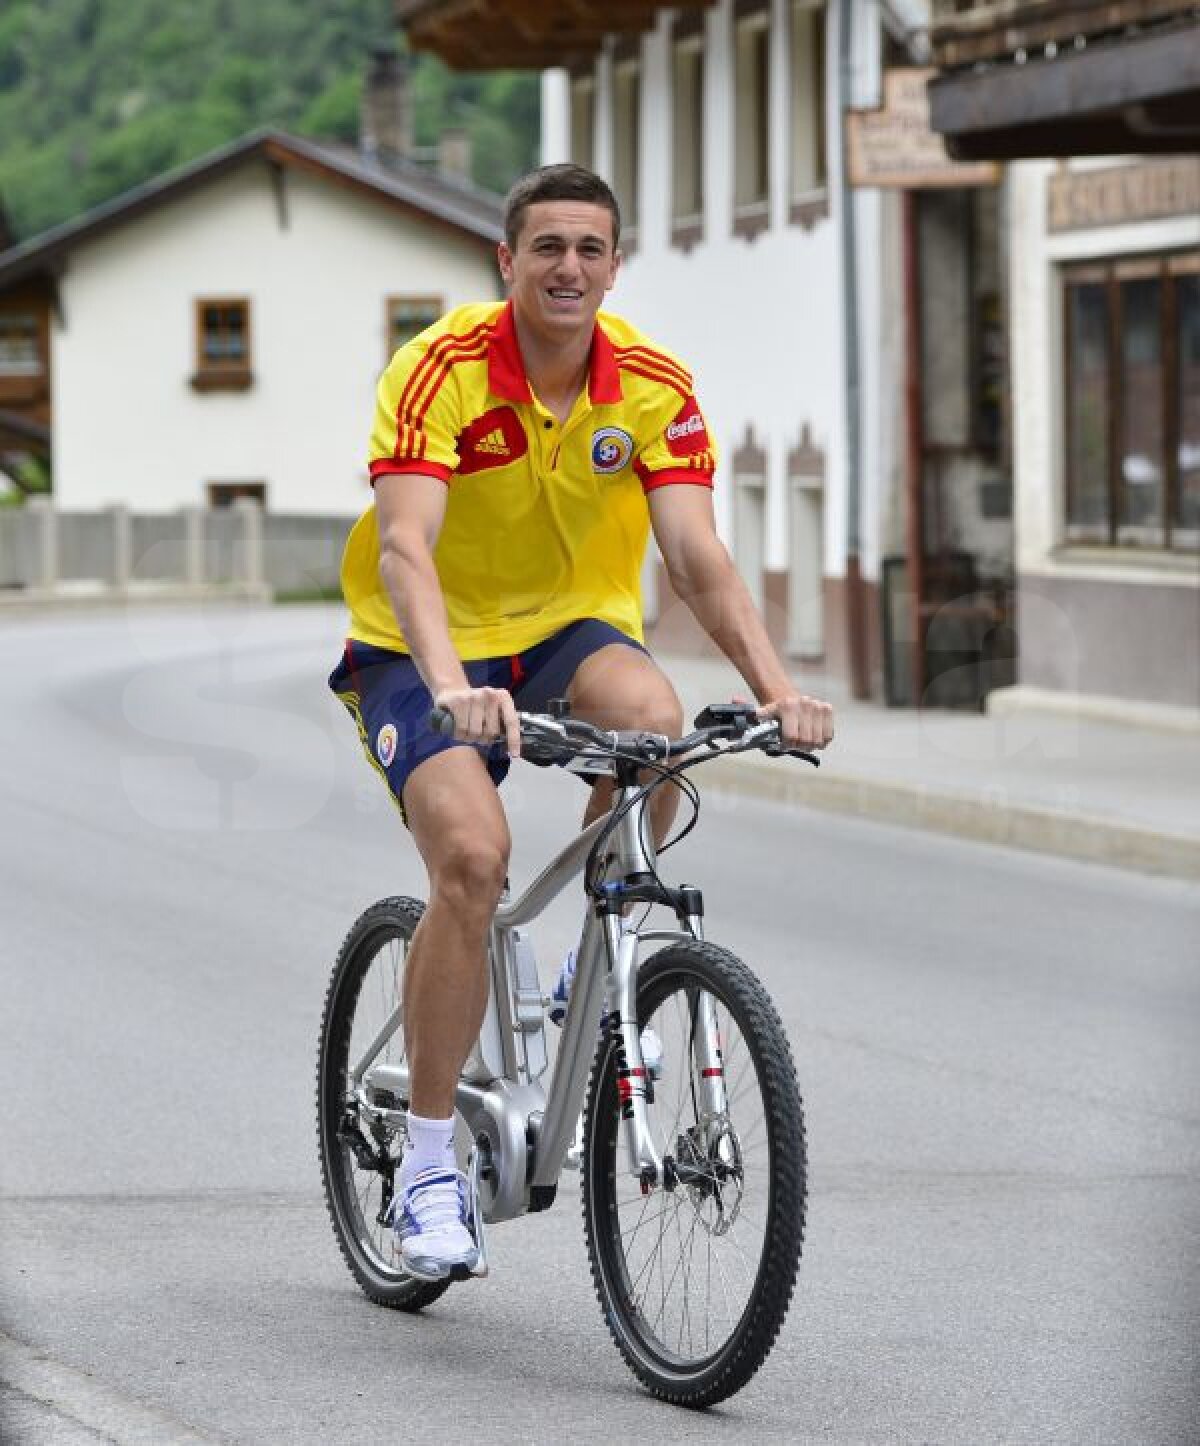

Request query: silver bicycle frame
[{"left": 356, "top": 767, "right": 705, "bottom": 1218}]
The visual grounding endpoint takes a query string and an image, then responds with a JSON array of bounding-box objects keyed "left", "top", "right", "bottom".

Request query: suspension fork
[
  {"left": 678, "top": 912, "right": 730, "bottom": 1136},
  {"left": 694, "top": 992, "right": 731, "bottom": 1136},
  {"left": 605, "top": 913, "right": 665, "bottom": 1188}
]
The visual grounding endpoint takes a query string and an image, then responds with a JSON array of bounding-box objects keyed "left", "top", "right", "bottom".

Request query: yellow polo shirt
[{"left": 340, "top": 299, "right": 717, "bottom": 658}]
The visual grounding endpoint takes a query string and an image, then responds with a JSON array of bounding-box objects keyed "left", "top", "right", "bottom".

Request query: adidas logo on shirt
[{"left": 475, "top": 428, "right": 510, "bottom": 456}]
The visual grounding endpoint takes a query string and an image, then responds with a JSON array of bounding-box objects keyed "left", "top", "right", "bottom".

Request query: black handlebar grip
[{"left": 429, "top": 706, "right": 456, "bottom": 737}]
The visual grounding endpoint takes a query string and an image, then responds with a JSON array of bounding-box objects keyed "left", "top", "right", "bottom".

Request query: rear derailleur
[{"left": 337, "top": 1099, "right": 397, "bottom": 1226}]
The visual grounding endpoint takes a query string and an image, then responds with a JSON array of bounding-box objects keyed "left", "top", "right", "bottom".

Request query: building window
[
  {"left": 612, "top": 50, "right": 641, "bottom": 249},
  {"left": 208, "top": 481, "right": 266, "bottom": 509},
  {"left": 192, "top": 299, "right": 252, "bottom": 391},
  {"left": 1063, "top": 253, "right": 1199, "bottom": 551},
  {"left": 671, "top": 18, "right": 705, "bottom": 249},
  {"left": 386, "top": 295, "right": 443, "bottom": 360},
  {"left": 0, "top": 313, "right": 41, "bottom": 376},
  {"left": 789, "top": 0, "right": 827, "bottom": 226},
  {"left": 569, "top": 69, "right": 595, "bottom": 169},
  {"left": 734, "top": 1, "right": 771, "bottom": 238}
]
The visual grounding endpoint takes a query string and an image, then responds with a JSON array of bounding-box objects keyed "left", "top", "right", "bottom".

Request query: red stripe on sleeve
[
  {"left": 412, "top": 339, "right": 491, "bottom": 429},
  {"left": 369, "top": 459, "right": 454, "bottom": 484},
  {"left": 394, "top": 319, "right": 492, "bottom": 431},
  {"left": 614, "top": 345, "right": 693, "bottom": 392},
  {"left": 637, "top": 467, "right": 715, "bottom": 494},
  {"left": 617, "top": 361, "right": 691, "bottom": 399}
]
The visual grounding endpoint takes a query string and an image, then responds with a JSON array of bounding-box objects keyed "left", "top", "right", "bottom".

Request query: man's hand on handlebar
[
  {"left": 756, "top": 692, "right": 835, "bottom": 752},
  {"left": 432, "top": 685, "right": 522, "bottom": 758}
]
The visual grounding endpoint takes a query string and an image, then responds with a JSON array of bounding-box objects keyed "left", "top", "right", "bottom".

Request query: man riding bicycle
[{"left": 330, "top": 163, "right": 834, "bottom": 1280}]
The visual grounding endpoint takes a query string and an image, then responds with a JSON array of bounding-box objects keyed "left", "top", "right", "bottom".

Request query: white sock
[{"left": 401, "top": 1111, "right": 456, "bottom": 1186}]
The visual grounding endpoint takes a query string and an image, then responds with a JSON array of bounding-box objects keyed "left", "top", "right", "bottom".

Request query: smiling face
[{"left": 497, "top": 200, "right": 621, "bottom": 346}]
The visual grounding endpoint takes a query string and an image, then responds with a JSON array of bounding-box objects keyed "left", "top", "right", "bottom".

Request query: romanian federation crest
[
  {"left": 591, "top": 426, "right": 634, "bottom": 475},
  {"left": 376, "top": 722, "right": 398, "bottom": 768}
]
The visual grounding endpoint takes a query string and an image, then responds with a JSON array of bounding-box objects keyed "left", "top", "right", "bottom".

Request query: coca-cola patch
[{"left": 664, "top": 395, "right": 710, "bottom": 458}]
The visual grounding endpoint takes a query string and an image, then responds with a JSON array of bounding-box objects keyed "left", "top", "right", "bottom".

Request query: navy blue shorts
[{"left": 329, "top": 618, "right": 648, "bottom": 816}]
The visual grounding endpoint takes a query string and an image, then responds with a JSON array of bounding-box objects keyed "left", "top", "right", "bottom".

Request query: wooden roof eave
[{"left": 396, "top": 0, "right": 712, "bottom": 68}]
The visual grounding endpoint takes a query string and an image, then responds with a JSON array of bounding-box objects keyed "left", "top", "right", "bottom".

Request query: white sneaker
[{"left": 389, "top": 1166, "right": 479, "bottom": 1280}]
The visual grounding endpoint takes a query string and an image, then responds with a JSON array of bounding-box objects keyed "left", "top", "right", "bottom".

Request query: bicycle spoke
[
  {"left": 650, "top": 1199, "right": 693, "bottom": 1335},
  {"left": 678, "top": 1204, "right": 702, "bottom": 1356},
  {"left": 620, "top": 1199, "right": 672, "bottom": 1247}
]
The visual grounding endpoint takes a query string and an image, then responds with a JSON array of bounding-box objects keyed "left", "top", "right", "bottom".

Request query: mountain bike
[{"left": 316, "top": 701, "right": 818, "bottom": 1407}]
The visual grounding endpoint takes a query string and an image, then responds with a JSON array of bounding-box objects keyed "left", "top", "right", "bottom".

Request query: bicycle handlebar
[{"left": 427, "top": 703, "right": 820, "bottom": 770}]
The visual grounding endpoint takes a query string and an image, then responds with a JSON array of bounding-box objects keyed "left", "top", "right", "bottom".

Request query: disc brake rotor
[{"left": 674, "top": 1120, "right": 745, "bottom": 1236}]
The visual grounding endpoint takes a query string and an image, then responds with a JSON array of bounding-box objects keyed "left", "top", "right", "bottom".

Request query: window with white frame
[
  {"left": 734, "top": 1, "right": 771, "bottom": 232},
  {"left": 789, "top": 0, "right": 827, "bottom": 212},
  {"left": 612, "top": 49, "right": 641, "bottom": 242},
  {"left": 671, "top": 17, "right": 705, "bottom": 244},
  {"left": 569, "top": 68, "right": 595, "bottom": 170}
]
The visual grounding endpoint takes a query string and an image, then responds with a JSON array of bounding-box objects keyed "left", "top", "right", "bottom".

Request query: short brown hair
[{"left": 503, "top": 164, "right": 621, "bottom": 251}]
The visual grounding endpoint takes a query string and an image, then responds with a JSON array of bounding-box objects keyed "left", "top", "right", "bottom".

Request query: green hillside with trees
[{"left": 0, "top": 0, "right": 539, "bottom": 243}]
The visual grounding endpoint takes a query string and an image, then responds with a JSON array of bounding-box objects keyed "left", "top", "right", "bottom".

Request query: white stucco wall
[
  {"left": 52, "top": 164, "right": 500, "bottom": 514},
  {"left": 543, "top": 0, "right": 905, "bottom": 589},
  {"left": 1009, "top": 157, "right": 1200, "bottom": 586}
]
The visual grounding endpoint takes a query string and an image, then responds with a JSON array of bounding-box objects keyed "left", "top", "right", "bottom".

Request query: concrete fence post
[
  {"left": 110, "top": 504, "right": 132, "bottom": 588},
  {"left": 233, "top": 497, "right": 264, "bottom": 588},
  {"left": 28, "top": 495, "right": 57, "bottom": 590},
  {"left": 182, "top": 506, "right": 204, "bottom": 586}
]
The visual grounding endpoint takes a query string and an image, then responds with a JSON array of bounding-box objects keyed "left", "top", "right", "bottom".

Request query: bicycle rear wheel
[
  {"left": 316, "top": 896, "right": 451, "bottom": 1311},
  {"left": 581, "top": 941, "right": 806, "bottom": 1406}
]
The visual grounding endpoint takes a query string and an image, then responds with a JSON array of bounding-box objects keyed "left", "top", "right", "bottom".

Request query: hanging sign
[{"left": 848, "top": 69, "right": 1001, "bottom": 189}]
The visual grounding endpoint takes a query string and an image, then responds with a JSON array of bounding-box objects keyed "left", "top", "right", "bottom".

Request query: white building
[
  {"left": 541, "top": 0, "right": 905, "bottom": 695},
  {"left": 1004, "top": 156, "right": 1200, "bottom": 716},
  {"left": 928, "top": 0, "right": 1200, "bottom": 721},
  {"left": 399, "top": 0, "right": 1013, "bottom": 706},
  {"left": 0, "top": 128, "right": 503, "bottom": 516}
]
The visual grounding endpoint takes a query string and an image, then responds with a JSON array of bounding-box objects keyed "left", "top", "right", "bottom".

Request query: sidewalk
[{"left": 662, "top": 651, "right": 1200, "bottom": 882}]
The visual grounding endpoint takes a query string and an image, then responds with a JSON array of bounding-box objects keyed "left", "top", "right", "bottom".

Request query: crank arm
[{"left": 466, "top": 1146, "right": 490, "bottom": 1278}]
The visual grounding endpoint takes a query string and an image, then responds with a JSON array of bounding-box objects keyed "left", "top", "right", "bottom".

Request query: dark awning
[{"left": 928, "top": 2, "right": 1200, "bottom": 159}]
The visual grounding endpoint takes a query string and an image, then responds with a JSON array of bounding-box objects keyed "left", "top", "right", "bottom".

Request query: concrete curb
[
  {"left": 704, "top": 754, "right": 1200, "bottom": 883},
  {"left": 987, "top": 683, "right": 1200, "bottom": 737}
]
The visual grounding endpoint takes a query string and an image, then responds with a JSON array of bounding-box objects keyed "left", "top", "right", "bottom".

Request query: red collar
[{"left": 488, "top": 299, "right": 623, "bottom": 407}]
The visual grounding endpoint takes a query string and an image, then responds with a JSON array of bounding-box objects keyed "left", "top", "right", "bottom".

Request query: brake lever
[{"left": 763, "top": 741, "right": 821, "bottom": 767}]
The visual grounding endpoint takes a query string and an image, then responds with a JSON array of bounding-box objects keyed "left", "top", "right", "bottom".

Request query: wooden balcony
[
  {"left": 931, "top": 0, "right": 1200, "bottom": 68},
  {"left": 928, "top": 0, "right": 1200, "bottom": 157}
]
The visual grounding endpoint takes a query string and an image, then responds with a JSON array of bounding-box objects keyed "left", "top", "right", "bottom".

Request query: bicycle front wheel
[{"left": 581, "top": 941, "right": 807, "bottom": 1407}]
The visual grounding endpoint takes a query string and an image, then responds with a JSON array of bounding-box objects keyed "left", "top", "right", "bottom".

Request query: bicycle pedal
[
  {"left": 448, "top": 1261, "right": 486, "bottom": 1283},
  {"left": 465, "top": 1146, "right": 491, "bottom": 1279}
]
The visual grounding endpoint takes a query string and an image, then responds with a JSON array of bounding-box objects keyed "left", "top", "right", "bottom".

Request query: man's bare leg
[
  {"left": 566, "top": 643, "right": 685, "bottom": 844},
  {"left": 400, "top": 747, "right": 511, "bottom": 1118}
]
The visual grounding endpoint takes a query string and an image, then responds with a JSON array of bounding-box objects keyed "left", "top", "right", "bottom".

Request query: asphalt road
[{"left": 1, "top": 605, "right": 1198, "bottom": 1444}]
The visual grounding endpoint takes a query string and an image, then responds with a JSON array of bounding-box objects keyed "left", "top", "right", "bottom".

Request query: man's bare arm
[
  {"left": 374, "top": 473, "right": 520, "bottom": 755},
  {"left": 648, "top": 485, "right": 833, "bottom": 750}
]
